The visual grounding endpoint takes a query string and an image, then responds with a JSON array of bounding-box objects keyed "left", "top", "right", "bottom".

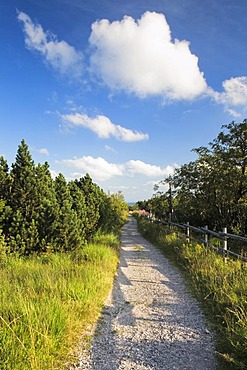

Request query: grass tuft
[{"left": 0, "top": 233, "right": 119, "bottom": 370}]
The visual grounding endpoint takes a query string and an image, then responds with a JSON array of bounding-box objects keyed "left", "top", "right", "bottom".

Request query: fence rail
[{"left": 148, "top": 217, "right": 247, "bottom": 262}]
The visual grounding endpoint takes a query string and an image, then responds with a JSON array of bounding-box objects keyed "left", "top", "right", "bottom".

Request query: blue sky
[{"left": 1, "top": 1, "right": 246, "bottom": 202}]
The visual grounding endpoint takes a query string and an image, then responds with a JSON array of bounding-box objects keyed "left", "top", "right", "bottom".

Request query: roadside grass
[
  {"left": 0, "top": 233, "right": 119, "bottom": 370},
  {"left": 137, "top": 217, "right": 247, "bottom": 370}
]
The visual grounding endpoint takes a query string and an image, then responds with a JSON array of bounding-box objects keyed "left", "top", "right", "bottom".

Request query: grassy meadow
[
  {"left": 137, "top": 217, "right": 247, "bottom": 370},
  {"left": 0, "top": 233, "right": 119, "bottom": 370}
]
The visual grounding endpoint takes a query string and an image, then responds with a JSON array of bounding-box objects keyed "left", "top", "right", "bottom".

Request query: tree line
[
  {"left": 136, "top": 120, "right": 247, "bottom": 234},
  {"left": 0, "top": 139, "right": 128, "bottom": 255}
]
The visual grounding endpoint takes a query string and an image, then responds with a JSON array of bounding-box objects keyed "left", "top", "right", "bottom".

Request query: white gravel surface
[{"left": 71, "top": 216, "right": 217, "bottom": 370}]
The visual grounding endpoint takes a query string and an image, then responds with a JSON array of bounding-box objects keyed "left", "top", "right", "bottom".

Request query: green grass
[
  {"left": 0, "top": 234, "right": 119, "bottom": 370},
  {"left": 137, "top": 217, "right": 247, "bottom": 370}
]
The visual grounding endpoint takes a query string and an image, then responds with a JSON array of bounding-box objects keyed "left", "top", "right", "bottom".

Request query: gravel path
[{"left": 72, "top": 216, "right": 217, "bottom": 370}]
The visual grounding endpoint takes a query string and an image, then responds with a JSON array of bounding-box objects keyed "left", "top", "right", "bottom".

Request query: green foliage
[
  {"left": 93, "top": 231, "right": 120, "bottom": 252},
  {"left": 68, "top": 180, "right": 87, "bottom": 243},
  {"left": 0, "top": 140, "right": 126, "bottom": 255},
  {"left": 146, "top": 120, "right": 247, "bottom": 234},
  {"left": 53, "top": 174, "right": 82, "bottom": 252},
  {"left": 10, "top": 139, "right": 36, "bottom": 216},
  {"left": 0, "top": 234, "right": 119, "bottom": 370},
  {"left": 98, "top": 191, "right": 128, "bottom": 234},
  {"left": 137, "top": 217, "right": 247, "bottom": 369},
  {"left": 34, "top": 163, "right": 58, "bottom": 252},
  {"left": 0, "top": 156, "right": 10, "bottom": 201},
  {"left": 75, "top": 174, "right": 101, "bottom": 241},
  {"left": 0, "top": 201, "right": 7, "bottom": 258},
  {"left": 0, "top": 139, "right": 127, "bottom": 369}
]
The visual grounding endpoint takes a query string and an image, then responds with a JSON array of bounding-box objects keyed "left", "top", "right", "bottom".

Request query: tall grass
[
  {"left": 0, "top": 233, "right": 119, "bottom": 370},
  {"left": 137, "top": 217, "right": 247, "bottom": 370}
]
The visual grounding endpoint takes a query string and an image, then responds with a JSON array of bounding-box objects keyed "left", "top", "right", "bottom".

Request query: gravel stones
[{"left": 71, "top": 217, "right": 217, "bottom": 370}]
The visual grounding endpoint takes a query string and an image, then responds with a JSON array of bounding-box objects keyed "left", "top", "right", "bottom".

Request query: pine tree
[
  {"left": 34, "top": 162, "right": 58, "bottom": 252},
  {"left": 9, "top": 139, "right": 38, "bottom": 254},
  {"left": 10, "top": 139, "right": 36, "bottom": 218},
  {"left": 0, "top": 157, "right": 12, "bottom": 239},
  {"left": 68, "top": 181, "right": 87, "bottom": 245},
  {"left": 53, "top": 174, "right": 83, "bottom": 251},
  {"left": 0, "top": 199, "right": 7, "bottom": 258},
  {"left": 8, "top": 209, "right": 26, "bottom": 254},
  {"left": 0, "top": 156, "right": 10, "bottom": 201},
  {"left": 75, "top": 174, "right": 101, "bottom": 241}
]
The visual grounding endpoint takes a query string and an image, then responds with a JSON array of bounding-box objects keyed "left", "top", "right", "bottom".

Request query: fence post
[
  {"left": 186, "top": 222, "right": 190, "bottom": 242},
  {"left": 204, "top": 225, "right": 208, "bottom": 247},
  {"left": 223, "top": 227, "right": 227, "bottom": 261}
]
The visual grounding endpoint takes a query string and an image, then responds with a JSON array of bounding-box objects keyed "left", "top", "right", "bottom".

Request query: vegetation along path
[{"left": 72, "top": 217, "right": 217, "bottom": 370}]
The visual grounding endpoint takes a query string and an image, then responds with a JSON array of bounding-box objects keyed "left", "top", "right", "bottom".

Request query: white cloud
[
  {"left": 38, "top": 148, "right": 49, "bottom": 155},
  {"left": 209, "top": 76, "right": 247, "bottom": 117},
  {"left": 59, "top": 156, "right": 124, "bottom": 181},
  {"left": 126, "top": 160, "right": 175, "bottom": 177},
  {"left": 58, "top": 156, "right": 175, "bottom": 182},
  {"left": 225, "top": 109, "right": 242, "bottom": 119},
  {"left": 31, "top": 146, "right": 49, "bottom": 156},
  {"left": 89, "top": 11, "right": 207, "bottom": 100},
  {"left": 212, "top": 76, "right": 247, "bottom": 105},
  {"left": 62, "top": 113, "right": 149, "bottom": 142},
  {"left": 17, "top": 11, "right": 83, "bottom": 78},
  {"left": 105, "top": 145, "right": 116, "bottom": 153}
]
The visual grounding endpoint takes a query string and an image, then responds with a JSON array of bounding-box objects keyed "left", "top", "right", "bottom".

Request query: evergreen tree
[
  {"left": 54, "top": 174, "right": 83, "bottom": 251},
  {"left": 0, "top": 156, "right": 10, "bottom": 201},
  {"left": 68, "top": 181, "right": 87, "bottom": 245},
  {"left": 0, "top": 199, "right": 7, "bottom": 258},
  {"left": 0, "top": 157, "right": 12, "bottom": 238},
  {"left": 8, "top": 140, "right": 38, "bottom": 254},
  {"left": 75, "top": 174, "right": 101, "bottom": 241},
  {"left": 10, "top": 139, "right": 36, "bottom": 217},
  {"left": 0, "top": 139, "right": 129, "bottom": 255},
  {"left": 8, "top": 209, "right": 26, "bottom": 254},
  {"left": 34, "top": 162, "right": 58, "bottom": 252}
]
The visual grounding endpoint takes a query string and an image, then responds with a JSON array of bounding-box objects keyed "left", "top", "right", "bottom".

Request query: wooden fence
[{"left": 148, "top": 217, "right": 247, "bottom": 262}]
